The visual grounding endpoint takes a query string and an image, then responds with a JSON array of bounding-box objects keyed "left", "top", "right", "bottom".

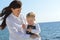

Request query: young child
[{"left": 26, "top": 12, "right": 41, "bottom": 40}]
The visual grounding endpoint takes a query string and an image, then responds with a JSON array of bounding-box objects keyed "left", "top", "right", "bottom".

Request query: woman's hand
[
  {"left": 30, "top": 34, "right": 39, "bottom": 39},
  {"left": 22, "top": 24, "right": 26, "bottom": 29},
  {"left": 30, "top": 35, "right": 37, "bottom": 39}
]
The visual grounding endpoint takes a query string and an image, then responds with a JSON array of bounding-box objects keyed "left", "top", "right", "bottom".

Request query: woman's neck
[{"left": 12, "top": 13, "right": 19, "bottom": 17}]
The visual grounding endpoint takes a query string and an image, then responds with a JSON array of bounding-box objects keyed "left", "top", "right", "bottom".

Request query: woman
[{"left": 0, "top": 0, "right": 30, "bottom": 40}]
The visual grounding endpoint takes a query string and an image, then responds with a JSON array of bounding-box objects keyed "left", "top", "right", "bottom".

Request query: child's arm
[
  {"left": 26, "top": 26, "right": 40, "bottom": 38},
  {"left": 31, "top": 24, "right": 41, "bottom": 34},
  {"left": 30, "top": 24, "right": 41, "bottom": 38},
  {"left": 26, "top": 28, "right": 39, "bottom": 38}
]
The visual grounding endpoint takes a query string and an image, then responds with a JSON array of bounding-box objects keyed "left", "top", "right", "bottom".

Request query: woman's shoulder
[
  {"left": 19, "top": 14, "right": 24, "bottom": 18},
  {"left": 6, "top": 14, "right": 13, "bottom": 21}
]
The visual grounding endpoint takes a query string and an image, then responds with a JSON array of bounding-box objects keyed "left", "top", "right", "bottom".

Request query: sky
[{"left": 0, "top": 0, "right": 60, "bottom": 23}]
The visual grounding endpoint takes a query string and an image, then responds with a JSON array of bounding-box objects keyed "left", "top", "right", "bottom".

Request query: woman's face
[{"left": 11, "top": 8, "right": 21, "bottom": 17}]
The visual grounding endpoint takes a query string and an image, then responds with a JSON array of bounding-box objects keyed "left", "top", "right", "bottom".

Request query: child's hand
[{"left": 26, "top": 28, "right": 31, "bottom": 32}]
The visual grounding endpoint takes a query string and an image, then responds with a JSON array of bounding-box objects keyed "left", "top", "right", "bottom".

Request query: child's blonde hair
[{"left": 26, "top": 12, "right": 35, "bottom": 18}]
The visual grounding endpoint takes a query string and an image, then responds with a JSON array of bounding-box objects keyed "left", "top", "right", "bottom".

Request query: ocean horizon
[{"left": 0, "top": 22, "right": 60, "bottom": 40}]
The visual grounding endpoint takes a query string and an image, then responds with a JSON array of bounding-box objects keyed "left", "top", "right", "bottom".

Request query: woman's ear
[{"left": 11, "top": 8, "right": 14, "bottom": 11}]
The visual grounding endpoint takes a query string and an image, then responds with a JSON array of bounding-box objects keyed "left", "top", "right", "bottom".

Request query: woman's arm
[
  {"left": 6, "top": 19, "right": 23, "bottom": 33},
  {"left": 6, "top": 19, "right": 31, "bottom": 39}
]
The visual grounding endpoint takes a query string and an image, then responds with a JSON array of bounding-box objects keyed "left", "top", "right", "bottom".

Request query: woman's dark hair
[{"left": 0, "top": 0, "right": 22, "bottom": 30}]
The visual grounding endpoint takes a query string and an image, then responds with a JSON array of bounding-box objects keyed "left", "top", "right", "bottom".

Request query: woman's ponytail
[{"left": 0, "top": 7, "right": 12, "bottom": 30}]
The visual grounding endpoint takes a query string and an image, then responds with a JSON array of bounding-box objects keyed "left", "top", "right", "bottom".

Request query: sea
[{"left": 0, "top": 22, "right": 60, "bottom": 40}]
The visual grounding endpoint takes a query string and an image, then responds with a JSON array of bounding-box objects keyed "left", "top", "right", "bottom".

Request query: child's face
[{"left": 26, "top": 17, "right": 35, "bottom": 25}]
